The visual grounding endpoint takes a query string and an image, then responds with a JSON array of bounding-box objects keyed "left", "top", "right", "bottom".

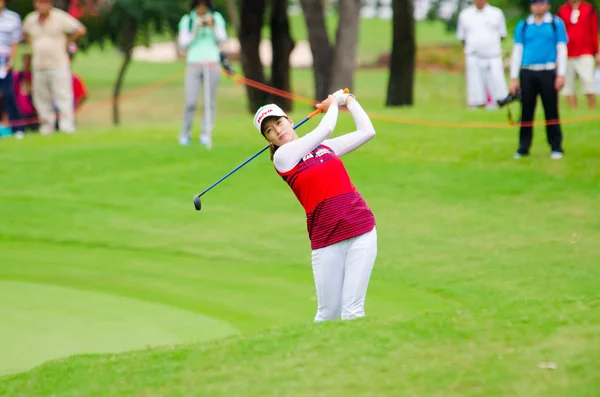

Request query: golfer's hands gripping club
[
  {"left": 332, "top": 88, "right": 355, "bottom": 107},
  {"left": 315, "top": 94, "right": 337, "bottom": 112},
  {"left": 315, "top": 88, "right": 352, "bottom": 113}
]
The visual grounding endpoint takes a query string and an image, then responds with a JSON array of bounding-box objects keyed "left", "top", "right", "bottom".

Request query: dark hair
[
  {"left": 268, "top": 144, "right": 278, "bottom": 161},
  {"left": 190, "top": 0, "right": 213, "bottom": 11}
]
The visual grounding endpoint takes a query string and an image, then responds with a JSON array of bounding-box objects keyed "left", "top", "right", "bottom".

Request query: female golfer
[{"left": 253, "top": 90, "right": 377, "bottom": 322}]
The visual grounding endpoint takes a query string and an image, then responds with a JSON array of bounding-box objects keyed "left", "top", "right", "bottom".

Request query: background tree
[
  {"left": 330, "top": 0, "right": 361, "bottom": 93},
  {"left": 10, "top": 1, "right": 34, "bottom": 17},
  {"left": 386, "top": 0, "right": 416, "bottom": 107},
  {"left": 238, "top": 0, "right": 295, "bottom": 113},
  {"left": 224, "top": 0, "right": 240, "bottom": 34},
  {"left": 298, "top": 0, "right": 333, "bottom": 100},
  {"left": 299, "top": 0, "right": 361, "bottom": 100},
  {"left": 269, "top": 0, "right": 295, "bottom": 111},
  {"left": 85, "top": 0, "right": 185, "bottom": 125},
  {"left": 239, "top": 0, "right": 268, "bottom": 112}
]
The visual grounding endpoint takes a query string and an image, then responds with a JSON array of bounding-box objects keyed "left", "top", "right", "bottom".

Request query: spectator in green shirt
[{"left": 178, "top": 0, "right": 228, "bottom": 148}]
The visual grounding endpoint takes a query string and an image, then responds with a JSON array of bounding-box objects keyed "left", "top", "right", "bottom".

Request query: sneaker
[
  {"left": 513, "top": 151, "right": 529, "bottom": 159},
  {"left": 40, "top": 126, "right": 55, "bottom": 136},
  {"left": 200, "top": 135, "right": 212, "bottom": 150},
  {"left": 14, "top": 131, "right": 25, "bottom": 140},
  {"left": 551, "top": 151, "right": 563, "bottom": 160},
  {"left": 179, "top": 135, "right": 190, "bottom": 146}
]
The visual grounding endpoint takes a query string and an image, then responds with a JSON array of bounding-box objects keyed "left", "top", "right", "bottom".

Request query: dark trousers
[
  {"left": 1, "top": 72, "right": 24, "bottom": 133},
  {"left": 518, "top": 69, "right": 563, "bottom": 154}
]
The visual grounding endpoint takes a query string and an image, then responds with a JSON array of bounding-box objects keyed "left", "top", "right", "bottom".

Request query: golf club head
[{"left": 193, "top": 195, "right": 201, "bottom": 211}]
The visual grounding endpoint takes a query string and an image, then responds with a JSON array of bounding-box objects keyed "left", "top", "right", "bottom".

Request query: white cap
[{"left": 253, "top": 104, "right": 288, "bottom": 133}]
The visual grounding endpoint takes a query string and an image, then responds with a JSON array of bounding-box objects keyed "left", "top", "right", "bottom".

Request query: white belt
[
  {"left": 522, "top": 63, "right": 556, "bottom": 71},
  {"left": 467, "top": 52, "right": 502, "bottom": 59}
]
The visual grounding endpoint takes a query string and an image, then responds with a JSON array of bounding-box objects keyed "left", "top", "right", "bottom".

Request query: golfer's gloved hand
[{"left": 332, "top": 89, "right": 355, "bottom": 107}]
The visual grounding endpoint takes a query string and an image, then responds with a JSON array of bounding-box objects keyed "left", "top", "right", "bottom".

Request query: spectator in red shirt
[
  {"left": 557, "top": 0, "right": 600, "bottom": 109},
  {"left": 68, "top": 46, "right": 87, "bottom": 110}
]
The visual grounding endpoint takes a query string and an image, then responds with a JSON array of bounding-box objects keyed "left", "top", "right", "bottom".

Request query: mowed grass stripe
[{"left": 0, "top": 281, "right": 239, "bottom": 377}]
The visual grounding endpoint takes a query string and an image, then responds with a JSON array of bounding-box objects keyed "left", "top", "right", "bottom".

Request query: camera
[
  {"left": 497, "top": 89, "right": 522, "bottom": 107},
  {"left": 198, "top": 15, "right": 213, "bottom": 26}
]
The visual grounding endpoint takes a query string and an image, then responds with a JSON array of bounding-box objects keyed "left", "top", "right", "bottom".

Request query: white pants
[
  {"left": 311, "top": 227, "right": 377, "bottom": 322},
  {"left": 32, "top": 67, "right": 75, "bottom": 133},
  {"left": 465, "top": 55, "right": 508, "bottom": 107}
]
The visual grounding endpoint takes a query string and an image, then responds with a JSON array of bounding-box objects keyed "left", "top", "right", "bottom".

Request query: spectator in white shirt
[{"left": 457, "top": 0, "right": 509, "bottom": 109}]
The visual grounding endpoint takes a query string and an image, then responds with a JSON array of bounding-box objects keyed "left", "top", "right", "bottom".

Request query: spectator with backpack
[
  {"left": 177, "top": 0, "right": 229, "bottom": 149},
  {"left": 508, "top": 0, "right": 569, "bottom": 160},
  {"left": 557, "top": 0, "right": 599, "bottom": 109}
]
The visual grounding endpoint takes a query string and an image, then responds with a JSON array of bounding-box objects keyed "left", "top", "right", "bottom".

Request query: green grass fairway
[
  {"left": 1, "top": 38, "right": 600, "bottom": 395},
  {"left": 0, "top": 280, "right": 238, "bottom": 376}
]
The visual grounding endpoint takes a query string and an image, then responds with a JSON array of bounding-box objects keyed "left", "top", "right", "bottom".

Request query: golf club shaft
[{"left": 195, "top": 108, "right": 322, "bottom": 199}]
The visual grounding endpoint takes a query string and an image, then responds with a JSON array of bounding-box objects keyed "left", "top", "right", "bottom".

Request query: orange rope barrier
[{"left": 6, "top": 61, "right": 600, "bottom": 131}]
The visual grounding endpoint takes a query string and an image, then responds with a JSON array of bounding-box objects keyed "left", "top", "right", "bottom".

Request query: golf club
[{"left": 193, "top": 108, "right": 322, "bottom": 211}]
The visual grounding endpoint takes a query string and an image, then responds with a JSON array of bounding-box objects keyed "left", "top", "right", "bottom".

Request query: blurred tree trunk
[
  {"left": 113, "top": 15, "right": 135, "bottom": 125},
  {"left": 239, "top": 0, "right": 268, "bottom": 112},
  {"left": 299, "top": 0, "right": 333, "bottom": 100},
  {"left": 386, "top": 0, "right": 415, "bottom": 106},
  {"left": 331, "top": 0, "right": 361, "bottom": 92},
  {"left": 269, "top": 0, "right": 295, "bottom": 111},
  {"left": 55, "top": 0, "right": 70, "bottom": 11},
  {"left": 225, "top": 0, "right": 241, "bottom": 35}
]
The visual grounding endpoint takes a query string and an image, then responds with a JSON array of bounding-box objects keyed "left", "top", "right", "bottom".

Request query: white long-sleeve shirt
[
  {"left": 273, "top": 100, "right": 376, "bottom": 173},
  {"left": 510, "top": 42, "right": 567, "bottom": 78}
]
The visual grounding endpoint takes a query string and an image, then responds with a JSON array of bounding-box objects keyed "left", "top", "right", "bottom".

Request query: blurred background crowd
[{"left": 0, "top": 0, "right": 598, "bottom": 157}]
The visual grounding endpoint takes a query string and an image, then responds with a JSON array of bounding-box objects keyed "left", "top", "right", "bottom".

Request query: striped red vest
[{"left": 276, "top": 144, "right": 376, "bottom": 250}]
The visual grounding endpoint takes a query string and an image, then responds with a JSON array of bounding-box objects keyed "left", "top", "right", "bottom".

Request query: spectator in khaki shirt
[{"left": 23, "top": 0, "right": 86, "bottom": 134}]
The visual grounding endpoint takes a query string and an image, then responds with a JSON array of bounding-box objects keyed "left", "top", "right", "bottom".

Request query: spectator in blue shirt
[
  {"left": 0, "top": 0, "right": 24, "bottom": 139},
  {"left": 508, "top": 0, "right": 568, "bottom": 159}
]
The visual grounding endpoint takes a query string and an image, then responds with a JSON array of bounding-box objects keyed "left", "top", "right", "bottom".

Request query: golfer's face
[{"left": 262, "top": 117, "right": 295, "bottom": 146}]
